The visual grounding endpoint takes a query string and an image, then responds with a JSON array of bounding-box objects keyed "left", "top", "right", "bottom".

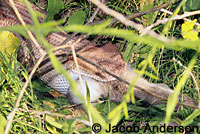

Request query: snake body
[{"left": 0, "top": 0, "right": 174, "bottom": 104}]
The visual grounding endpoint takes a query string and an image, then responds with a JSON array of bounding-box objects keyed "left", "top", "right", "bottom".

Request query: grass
[{"left": 1, "top": 0, "right": 200, "bottom": 133}]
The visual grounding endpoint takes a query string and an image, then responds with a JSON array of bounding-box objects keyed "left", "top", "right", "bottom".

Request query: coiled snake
[{"left": 0, "top": 0, "right": 174, "bottom": 104}]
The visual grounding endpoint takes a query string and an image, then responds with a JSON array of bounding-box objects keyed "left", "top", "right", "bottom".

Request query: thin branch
[
  {"left": 88, "top": 0, "right": 105, "bottom": 23},
  {"left": 160, "top": 8, "right": 200, "bottom": 26},
  {"left": 143, "top": 10, "right": 200, "bottom": 35},
  {"left": 127, "top": 1, "right": 173, "bottom": 20}
]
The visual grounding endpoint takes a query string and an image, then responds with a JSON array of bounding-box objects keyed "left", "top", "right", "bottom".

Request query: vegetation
[{"left": 1, "top": 0, "right": 200, "bottom": 133}]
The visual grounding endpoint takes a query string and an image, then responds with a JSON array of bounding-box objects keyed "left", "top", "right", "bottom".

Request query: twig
[
  {"left": 143, "top": 10, "right": 200, "bottom": 35},
  {"left": 88, "top": 0, "right": 105, "bottom": 23},
  {"left": 160, "top": 8, "right": 200, "bottom": 26},
  {"left": 110, "top": 1, "right": 173, "bottom": 28},
  {"left": 127, "top": 1, "right": 173, "bottom": 20}
]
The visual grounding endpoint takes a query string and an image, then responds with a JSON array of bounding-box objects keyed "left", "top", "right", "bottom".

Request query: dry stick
[
  {"left": 89, "top": 0, "right": 170, "bottom": 42},
  {"left": 77, "top": 54, "right": 129, "bottom": 84},
  {"left": 110, "top": 2, "right": 173, "bottom": 28},
  {"left": 176, "top": 105, "right": 183, "bottom": 123},
  {"left": 71, "top": 46, "right": 84, "bottom": 99},
  {"left": 5, "top": 53, "right": 46, "bottom": 134},
  {"left": 150, "top": 97, "right": 198, "bottom": 109},
  {"left": 52, "top": 35, "right": 89, "bottom": 52},
  {"left": 88, "top": 0, "right": 105, "bottom": 23},
  {"left": 143, "top": 10, "right": 200, "bottom": 35},
  {"left": 160, "top": 8, "right": 200, "bottom": 26},
  {"left": 126, "top": 1, "right": 173, "bottom": 20}
]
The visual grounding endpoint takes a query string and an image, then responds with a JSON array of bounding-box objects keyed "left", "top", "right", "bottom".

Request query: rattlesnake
[{"left": 0, "top": 0, "right": 175, "bottom": 104}]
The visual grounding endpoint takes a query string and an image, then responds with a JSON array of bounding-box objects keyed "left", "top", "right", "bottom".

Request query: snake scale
[{"left": 0, "top": 0, "right": 174, "bottom": 104}]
